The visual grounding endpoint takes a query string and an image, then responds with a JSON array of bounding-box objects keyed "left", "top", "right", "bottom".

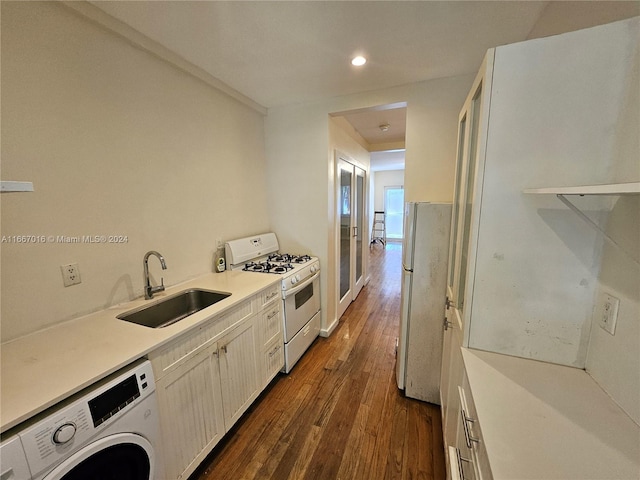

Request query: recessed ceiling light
[{"left": 351, "top": 56, "right": 367, "bottom": 66}]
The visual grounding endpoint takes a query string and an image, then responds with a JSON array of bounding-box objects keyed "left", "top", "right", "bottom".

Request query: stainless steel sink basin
[{"left": 117, "top": 289, "right": 231, "bottom": 328}]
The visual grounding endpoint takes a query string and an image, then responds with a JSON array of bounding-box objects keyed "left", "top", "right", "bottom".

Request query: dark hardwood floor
[{"left": 193, "top": 243, "right": 446, "bottom": 480}]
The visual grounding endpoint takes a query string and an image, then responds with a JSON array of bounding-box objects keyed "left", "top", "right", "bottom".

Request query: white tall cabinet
[
  {"left": 440, "top": 48, "right": 493, "bottom": 479},
  {"left": 440, "top": 17, "right": 640, "bottom": 479}
]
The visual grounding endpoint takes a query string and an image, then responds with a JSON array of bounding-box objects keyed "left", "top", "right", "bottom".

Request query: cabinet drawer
[
  {"left": 258, "top": 283, "right": 280, "bottom": 309},
  {"left": 150, "top": 298, "right": 255, "bottom": 380},
  {"left": 459, "top": 376, "right": 492, "bottom": 480},
  {"left": 259, "top": 301, "right": 282, "bottom": 347},
  {"left": 262, "top": 337, "right": 284, "bottom": 387}
]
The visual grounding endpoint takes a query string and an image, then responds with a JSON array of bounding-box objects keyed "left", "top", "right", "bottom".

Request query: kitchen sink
[{"left": 117, "top": 289, "right": 231, "bottom": 328}]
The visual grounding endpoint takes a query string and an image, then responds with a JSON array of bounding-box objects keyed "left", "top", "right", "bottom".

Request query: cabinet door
[
  {"left": 441, "top": 312, "right": 465, "bottom": 480},
  {"left": 446, "top": 51, "right": 494, "bottom": 332},
  {"left": 219, "top": 319, "right": 260, "bottom": 428},
  {"left": 156, "top": 344, "right": 225, "bottom": 480}
]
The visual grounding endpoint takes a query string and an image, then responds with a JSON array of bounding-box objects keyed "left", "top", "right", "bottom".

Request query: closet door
[
  {"left": 336, "top": 155, "right": 366, "bottom": 320},
  {"left": 353, "top": 166, "right": 366, "bottom": 297}
]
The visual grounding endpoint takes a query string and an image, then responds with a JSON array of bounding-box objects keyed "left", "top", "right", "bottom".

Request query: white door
[
  {"left": 353, "top": 166, "right": 366, "bottom": 297},
  {"left": 336, "top": 154, "right": 366, "bottom": 320}
]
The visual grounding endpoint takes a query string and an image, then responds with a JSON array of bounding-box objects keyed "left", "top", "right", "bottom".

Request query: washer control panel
[{"left": 18, "top": 359, "right": 155, "bottom": 478}]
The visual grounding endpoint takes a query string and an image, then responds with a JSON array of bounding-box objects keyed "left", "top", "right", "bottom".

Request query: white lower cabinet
[
  {"left": 446, "top": 364, "right": 492, "bottom": 480},
  {"left": 155, "top": 343, "right": 225, "bottom": 480},
  {"left": 461, "top": 372, "right": 492, "bottom": 479},
  {"left": 440, "top": 310, "right": 465, "bottom": 480},
  {"left": 150, "top": 285, "right": 283, "bottom": 480},
  {"left": 256, "top": 284, "right": 284, "bottom": 387},
  {"left": 441, "top": 307, "right": 493, "bottom": 480},
  {"left": 218, "top": 318, "right": 259, "bottom": 427}
]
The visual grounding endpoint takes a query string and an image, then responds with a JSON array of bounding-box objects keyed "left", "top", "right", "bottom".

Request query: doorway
[{"left": 330, "top": 103, "right": 407, "bottom": 324}]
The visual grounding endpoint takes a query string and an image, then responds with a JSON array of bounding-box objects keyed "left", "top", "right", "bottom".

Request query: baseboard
[{"left": 320, "top": 317, "right": 339, "bottom": 337}]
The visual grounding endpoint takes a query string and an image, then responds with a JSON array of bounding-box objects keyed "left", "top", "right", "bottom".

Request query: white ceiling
[
  {"left": 342, "top": 106, "right": 407, "bottom": 146},
  {"left": 90, "top": 0, "right": 549, "bottom": 109},
  {"left": 87, "top": 1, "right": 638, "bottom": 162}
]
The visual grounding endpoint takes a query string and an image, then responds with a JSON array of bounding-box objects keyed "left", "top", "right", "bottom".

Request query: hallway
[{"left": 194, "top": 243, "right": 445, "bottom": 480}]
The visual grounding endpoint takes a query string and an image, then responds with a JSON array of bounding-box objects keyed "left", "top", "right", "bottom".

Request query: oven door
[{"left": 282, "top": 271, "right": 320, "bottom": 342}]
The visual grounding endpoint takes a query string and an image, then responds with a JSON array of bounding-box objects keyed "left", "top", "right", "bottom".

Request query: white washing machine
[
  {"left": 5, "top": 359, "right": 163, "bottom": 480},
  {"left": 0, "top": 433, "right": 31, "bottom": 479}
]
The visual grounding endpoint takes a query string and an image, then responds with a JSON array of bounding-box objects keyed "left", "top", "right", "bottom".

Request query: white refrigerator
[{"left": 396, "top": 202, "right": 451, "bottom": 403}]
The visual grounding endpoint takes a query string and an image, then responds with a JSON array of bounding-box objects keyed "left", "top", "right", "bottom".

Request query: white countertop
[
  {"left": 1, "top": 270, "right": 279, "bottom": 434},
  {"left": 461, "top": 348, "right": 640, "bottom": 480}
]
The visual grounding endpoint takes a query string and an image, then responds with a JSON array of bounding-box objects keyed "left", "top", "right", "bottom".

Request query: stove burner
[
  {"left": 290, "top": 254, "right": 311, "bottom": 264},
  {"left": 243, "top": 261, "right": 271, "bottom": 272},
  {"left": 268, "top": 254, "right": 290, "bottom": 263},
  {"left": 272, "top": 263, "right": 294, "bottom": 273},
  {"left": 268, "top": 253, "right": 311, "bottom": 264},
  {"left": 243, "top": 261, "right": 294, "bottom": 274}
]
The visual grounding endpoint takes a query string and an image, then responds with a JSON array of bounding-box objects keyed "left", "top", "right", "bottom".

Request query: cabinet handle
[
  {"left": 444, "top": 318, "right": 454, "bottom": 331},
  {"left": 455, "top": 447, "right": 472, "bottom": 480},
  {"left": 448, "top": 447, "right": 469, "bottom": 480},
  {"left": 460, "top": 408, "right": 479, "bottom": 449},
  {"left": 267, "top": 310, "right": 278, "bottom": 320},
  {"left": 269, "top": 345, "right": 281, "bottom": 357},
  {"left": 267, "top": 291, "right": 278, "bottom": 300},
  {"left": 446, "top": 296, "right": 452, "bottom": 310},
  {"left": 220, "top": 345, "right": 228, "bottom": 354}
]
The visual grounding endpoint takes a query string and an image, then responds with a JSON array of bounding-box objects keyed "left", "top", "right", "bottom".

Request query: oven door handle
[{"left": 283, "top": 271, "right": 320, "bottom": 299}]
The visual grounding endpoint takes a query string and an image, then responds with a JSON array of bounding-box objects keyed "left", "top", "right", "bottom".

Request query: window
[{"left": 384, "top": 186, "right": 404, "bottom": 240}]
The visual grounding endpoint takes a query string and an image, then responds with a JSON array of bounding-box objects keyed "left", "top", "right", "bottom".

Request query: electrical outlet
[
  {"left": 61, "top": 263, "right": 81, "bottom": 287},
  {"left": 599, "top": 292, "right": 619, "bottom": 335}
]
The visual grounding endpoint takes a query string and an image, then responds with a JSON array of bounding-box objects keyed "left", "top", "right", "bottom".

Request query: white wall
[
  {"left": 584, "top": 19, "right": 640, "bottom": 424},
  {"left": 372, "top": 170, "right": 404, "bottom": 241},
  {"left": 527, "top": 1, "right": 640, "bottom": 39},
  {"left": 1, "top": 2, "right": 269, "bottom": 341},
  {"left": 265, "top": 75, "right": 474, "bottom": 333},
  {"left": 587, "top": 197, "right": 640, "bottom": 425},
  {"left": 373, "top": 170, "right": 404, "bottom": 212},
  {"left": 468, "top": 18, "right": 639, "bottom": 369}
]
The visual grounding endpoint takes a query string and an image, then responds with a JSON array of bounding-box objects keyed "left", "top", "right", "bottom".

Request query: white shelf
[
  {"left": 524, "top": 181, "right": 639, "bottom": 266},
  {"left": 1, "top": 181, "right": 34, "bottom": 193},
  {"left": 523, "top": 182, "right": 640, "bottom": 196}
]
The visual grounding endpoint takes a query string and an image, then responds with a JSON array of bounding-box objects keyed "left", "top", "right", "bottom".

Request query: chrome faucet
[{"left": 144, "top": 251, "right": 167, "bottom": 299}]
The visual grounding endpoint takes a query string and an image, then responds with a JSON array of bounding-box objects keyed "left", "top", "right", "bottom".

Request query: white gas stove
[{"left": 225, "top": 233, "right": 320, "bottom": 373}]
